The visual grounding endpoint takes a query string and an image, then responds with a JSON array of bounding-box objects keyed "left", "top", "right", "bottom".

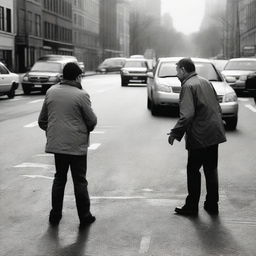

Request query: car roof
[
  {"left": 228, "top": 58, "right": 256, "bottom": 61},
  {"left": 158, "top": 57, "right": 213, "bottom": 63},
  {"left": 125, "top": 58, "right": 147, "bottom": 61}
]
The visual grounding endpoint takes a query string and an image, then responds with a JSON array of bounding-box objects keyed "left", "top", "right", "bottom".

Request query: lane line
[
  {"left": 88, "top": 143, "right": 101, "bottom": 150},
  {"left": 24, "top": 121, "right": 38, "bottom": 128},
  {"left": 14, "top": 162, "right": 54, "bottom": 169},
  {"left": 22, "top": 175, "right": 53, "bottom": 180},
  {"left": 91, "top": 196, "right": 146, "bottom": 200},
  {"left": 139, "top": 235, "right": 151, "bottom": 254},
  {"left": 28, "top": 99, "right": 44, "bottom": 104},
  {"left": 245, "top": 104, "right": 256, "bottom": 112}
]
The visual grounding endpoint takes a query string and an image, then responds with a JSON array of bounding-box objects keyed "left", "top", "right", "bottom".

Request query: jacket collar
[
  {"left": 60, "top": 80, "right": 82, "bottom": 90},
  {"left": 181, "top": 72, "right": 197, "bottom": 86}
]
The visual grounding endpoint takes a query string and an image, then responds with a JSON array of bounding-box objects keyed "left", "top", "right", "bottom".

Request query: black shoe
[
  {"left": 49, "top": 210, "right": 62, "bottom": 226},
  {"left": 204, "top": 203, "right": 219, "bottom": 215},
  {"left": 175, "top": 205, "right": 198, "bottom": 216},
  {"left": 80, "top": 214, "right": 96, "bottom": 228}
]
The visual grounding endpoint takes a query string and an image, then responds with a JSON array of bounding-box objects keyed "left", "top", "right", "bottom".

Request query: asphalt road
[{"left": 1, "top": 74, "right": 256, "bottom": 256}]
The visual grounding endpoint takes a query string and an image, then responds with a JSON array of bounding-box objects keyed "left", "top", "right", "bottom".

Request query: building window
[
  {"left": 0, "top": 6, "right": 4, "bottom": 31},
  {"left": 6, "top": 8, "right": 11, "bottom": 32},
  {"left": 35, "top": 14, "right": 41, "bottom": 36},
  {"left": 28, "top": 11, "right": 33, "bottom": 34}
]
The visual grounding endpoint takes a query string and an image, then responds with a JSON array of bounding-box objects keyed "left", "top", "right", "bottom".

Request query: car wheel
[
  {"left": 254, "top": 96, "right": 256, "bottom": 105},
  {"left": 22, "top": 85, "right": 31, "bottom": 95},
  {"left": 147, "top": 97, "right": 151, "bottom": 109},
  {"left": 121, "top": 78, "right": 127, "bottom": 87},
  {"left": 151, "top": 100, "right": 159, "bottom": 116},
  {"left": 225, "top": 116, "right": 238, "bottom": 130},
  {"left": 7, "top": 83, "right": 16, "bottom": 99}
]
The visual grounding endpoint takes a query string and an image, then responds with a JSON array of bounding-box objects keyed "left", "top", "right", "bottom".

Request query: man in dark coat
[
  {"left": 38, "top": 62, "right": 97, "bottom": 227},
  {"left": 168, "top": 58, "right": 226, "bottom": 216}
]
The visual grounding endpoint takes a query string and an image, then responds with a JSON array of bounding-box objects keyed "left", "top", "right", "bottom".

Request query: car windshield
[
  {"left": 102, "top": 59, "right": 124, "bottom": 66},
  {"left": 124, "top": 61, "right": 147, "bottom": 68},
  {"left": 224, "top": 60, "right": 256, "bottom": 71},
  {"left": 31, "top": 62, "right": 62, "bottom": 72},
  {"left": 158, "top": 61, "right": 221, "bottom": 81}
]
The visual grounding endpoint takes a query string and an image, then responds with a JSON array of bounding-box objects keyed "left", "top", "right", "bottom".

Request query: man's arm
[{"left": 38, "top": 99, "right": 48, "bottom": 131}]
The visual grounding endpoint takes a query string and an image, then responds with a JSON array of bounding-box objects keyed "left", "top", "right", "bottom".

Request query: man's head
[
  {"left": 63, "top": 62, "right": 82, "bottom": 81},
  {"left": 176, "top": 58, "right": 195, "bottom": 82}
]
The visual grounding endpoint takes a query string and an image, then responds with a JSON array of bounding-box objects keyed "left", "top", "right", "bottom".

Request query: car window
[
  {"left": 158, "top": 61, "right": 221, "bottom": 81},
  {"left": 124, "top": 61, "right": 147, "bottom": 68},
  {"left": 31, "top": 62, "right": 62, "bottom": 72},
  {"left": 0, "top": 64, "right": 9, "bottom": 74},
  {"left": 224, "top": 60, "right": 256, "bottom": 71}
]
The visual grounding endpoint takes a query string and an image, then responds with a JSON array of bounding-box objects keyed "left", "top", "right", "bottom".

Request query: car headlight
[
  {"left": 23, "top": 75, "right": 28, "bottom": 82},
  {"left": 122, "top": 69, "right": 129, "bottom": 75},
  {"left": 223, "top": 92, "right": 237, "bottom": 102},
  {"left": 239, "top": 75, "right": 247, "bottom": 81},
  {"left": 100, "top": 68, "right": 106, "bottom": 72},
  {"left": 49, "top": 76, "right": 60, "bottom": 82},
  {"left": 156, "top": 83, "right": 172, "bottom": 93}
]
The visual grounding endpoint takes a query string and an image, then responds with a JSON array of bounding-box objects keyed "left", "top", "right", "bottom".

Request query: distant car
[
  {"left": 78, "top": 62, "right": 85, "bottom": 74},
  {"left": 120, "top": 58, "right": 151, "bottom": 86},
  {"left": 0, "top": 61, "right": 19, "bottom": 99},
  {"left": 21, "top": 60, "right": 72, "bottom": 94},
  {"left": 147, "top": 57, "right": 239, "bottom": 130},
  {"left": 96, "top": 57, "right": 126, "bottom": 73},
  {"left": 130, "top": 55, "right": 144, "bottom": 59},
  {"left": 211, "top": 59, "right": 228, "bottom": 71},
  {"left": 38, "top": 54, "right": 78, "bottom": 62},
  {"left": 221, "top": 58, "right": 256, "bottom": 93}
]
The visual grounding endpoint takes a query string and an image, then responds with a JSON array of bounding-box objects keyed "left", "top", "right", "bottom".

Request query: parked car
[
  {"left": 38, "top": 54, "right": 78, "bottom": 62},
  {"left": 221, "top": 58, "right": 256, "bottom": 93},
  {"left": 211, "top": 59, "right": 228, "bottom": 71},
  {"left": 78, "top": 61, "right": 85, "bottom": 74},
  {"left": 147, "top": 57, "right": 239, "bottom": 130},
  {"left": 96, "top": 57, "right": 126, "bottom": 73},
  {"left": 120, "top": 58, "right": 151, "bottom": 86},
  {"left": 0, "top": 61, "right": 19, "bottom": 99},
  {"left": 130, "top": 55, "right": 144, "bottom": 59},
  {"left": 21, "top": 60, "right": 72, "bottom": 94}
]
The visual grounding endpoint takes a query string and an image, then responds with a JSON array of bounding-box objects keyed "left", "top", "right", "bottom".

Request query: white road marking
[
  {"left": 28, "top": 99, "right": 44, "bottom": 104},
  {"left": 141, "top": 188, "right": 154, "bottom": 192},
  {"left": 35, "top": 153, "right": 53, "bottom": 157},
  {"left": 91, "top": 131, "right": 105, "bottom": 134},
  {"left": 88, "top": 143, "right": 101, "bottom": 150},
  {"left": 139, "top": 235, "right": 151, "bottom": 254},
  {"left": 22, "top": 175, "right": 53, "bottom": 180},
  {"left": 245, "top": 104, "right": 256, "bottom": 112},
  {"left": 14, "top": 162, "right": 54, "bottom": 169},
  {"left": 24, "top": 121, "right": 38, "bottom": 128},
  {"left": 91, "top": 196, "right": 146, "bottom": 200}
]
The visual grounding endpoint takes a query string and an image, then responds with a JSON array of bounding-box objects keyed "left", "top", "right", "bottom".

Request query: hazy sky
[{"left": 161, "top": 0, "right": 206, "bottom": 35}]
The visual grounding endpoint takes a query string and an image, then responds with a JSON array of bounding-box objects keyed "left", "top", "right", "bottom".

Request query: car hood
[
  {"left": 157, "top": 77, "right": 233, "bottom": 96},
  {"left": 123, "top": 67, "right": 147, "bottom": 72},
  {"left": 221, "top": 70, "right": 255, "bottom": 76},
  {"left": 27, "top": 71, "right": 60, "bottom": 76}
]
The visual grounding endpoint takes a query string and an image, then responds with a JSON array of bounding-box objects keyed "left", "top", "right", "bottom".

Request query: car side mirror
[
  {"left": 225, "top": 76, "right": 236, "bottom": 83},
  {"left": 147, "top": 71, "right": 153, "bottom": 78}
]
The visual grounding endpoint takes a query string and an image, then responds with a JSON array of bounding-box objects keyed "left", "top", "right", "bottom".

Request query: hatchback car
[
  {"left": 38, "top": 54, "right": 78, "bottom": 62},
  {"left": 96, "top": 57, "right": 126, "bottom": 73},
  {"left": 221, "top": 58, "right": 256, "bottom": 93},
  {"left": 0, "top": 61, "right": 19, "bottom": 99},
  {"left": 147, "top": 57, "right": 239, "bottom": 130},
  {"left": 21, "top": 60, "right": 72, "bottom": 94},
  {"left": 120, "top": 58, "right": 151, "bottom": 86}
]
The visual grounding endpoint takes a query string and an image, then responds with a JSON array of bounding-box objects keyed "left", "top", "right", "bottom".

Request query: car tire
[
  {"left": 151, "top": 100, "right": 159, "bottom": 116},
  {"left": 147, "top": 97, "right": 151, "bottom": 109},
  {"left": 7, "top": 83, "right": 16, "bottom": 99},
  {"left": 22, "top": 85, "right": 31, "bottom": 95},
  {"left": 121, "top": 78, "right": 127, "bottom": 87},
  {"left": 225, "top": 116, "right": 238, "bottom": 130}
]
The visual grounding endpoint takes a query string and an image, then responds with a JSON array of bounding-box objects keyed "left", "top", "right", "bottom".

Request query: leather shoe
[
  {"left": 80, "top": 214, "right": 96, "bottom": 228},
  {"left": 204, "top": 203, "right": 219, "bottom": 215},
  {"left": 49, "top": 210, "right": 62, "bottom": 226},
  {"left": 175, "top": 205, "right": 198, "bottom": 216}
]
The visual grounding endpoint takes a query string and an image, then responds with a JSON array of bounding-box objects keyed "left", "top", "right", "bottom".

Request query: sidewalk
[{"left": 16, "top": 71, "right": 97, "bottom": 95}]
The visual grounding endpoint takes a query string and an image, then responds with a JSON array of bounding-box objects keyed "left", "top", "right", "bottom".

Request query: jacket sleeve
[
  {"left": 38, "top": 99, "right": 48, "bottom": 131},
  {"left": 170, "top": 85, "right": 195, "bottom": 141},
  {"left": 80, "top": 93, "right": 97, "bottom": 132}
]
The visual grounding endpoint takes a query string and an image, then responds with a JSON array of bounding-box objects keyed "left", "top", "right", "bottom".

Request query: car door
[{"left": 0, "top": 64, "right": 12, "bottom": 93}]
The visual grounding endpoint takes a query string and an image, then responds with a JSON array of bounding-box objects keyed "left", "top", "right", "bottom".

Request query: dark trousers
[
  {"left": 185, "top": 144, "right": 219, "bottom": 208},
  {"left": 52, "top": 153, "right": 91, "bottom": 220}
]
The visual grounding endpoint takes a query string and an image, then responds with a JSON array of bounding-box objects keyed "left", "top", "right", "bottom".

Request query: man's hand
[{"left": 167, "top": 133, "right": 175, "bottom": 145}]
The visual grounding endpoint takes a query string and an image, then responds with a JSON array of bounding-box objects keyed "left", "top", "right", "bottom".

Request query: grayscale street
[{"left": 1, "top": 74, "right": 256, "bottom": 256}]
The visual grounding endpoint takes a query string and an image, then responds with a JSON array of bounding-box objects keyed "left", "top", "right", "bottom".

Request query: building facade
[
  {"left": 73, "top": 0, "right": 100, "bottom": 70},
  {"left": 0, "top": 0, "right": 16, "bottom": 70}
]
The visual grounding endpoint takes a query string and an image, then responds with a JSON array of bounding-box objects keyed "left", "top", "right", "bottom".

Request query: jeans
[
  {"left": 51, "top": 153, "right": 91, "bottom": 221},
  {"left": 185, "top": 144, "right": 219, "bottom": 208}
]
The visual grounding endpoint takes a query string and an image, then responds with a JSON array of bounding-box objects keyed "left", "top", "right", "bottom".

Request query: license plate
[
  {"left": 34, "top": 84, "right": 42, "bottom": 88},
  {"left": 132, "top": 76, "right": 138, "bottom": 79}
]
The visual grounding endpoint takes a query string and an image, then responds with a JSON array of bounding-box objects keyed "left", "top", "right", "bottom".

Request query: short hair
[
  {"left": 63, "top": 62, "right": 82, "bottom": 80},
  {"left": 176, "top": 58, "right": 195, "bottom": 73}
]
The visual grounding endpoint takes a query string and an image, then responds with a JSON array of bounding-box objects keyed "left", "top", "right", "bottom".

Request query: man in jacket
[
  {"left": 38, "top": 62, "right": 97, "bottom": 227},
  {"left": 168, "top": 58, "right": 226, "bottom": 216}
]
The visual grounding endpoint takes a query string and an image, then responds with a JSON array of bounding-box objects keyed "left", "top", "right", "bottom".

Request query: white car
[
  {"left": 0, "top": 62, "right": 19, "bottom": 99},
  {"left": 147, "top": 57, "right": 239, "bottom": 130}
]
